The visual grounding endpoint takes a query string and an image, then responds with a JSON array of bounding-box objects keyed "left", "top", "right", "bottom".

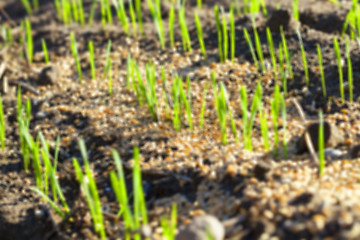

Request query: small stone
[
  {"left": 324, "top": 148, "right": 344, "bottom": 160},
  {"left": 176, "top": 215, "right": 225, "bottom": 240},
  {"left": 30, "top": 66, "right": 57, "bottom": 86},
  {"left": 296, "top": 121, "right": 345, "bottom": 154},
  {"left": 350, "top": 144, "right": 360, "bottom": 159},
  {"left": 253, "top": 161, "right": 272, "bottom": 181},
  {"left": 266, "top": 9, "right": 300, "bottom": 32}
]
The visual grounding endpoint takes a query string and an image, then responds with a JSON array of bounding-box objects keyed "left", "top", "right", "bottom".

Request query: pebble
[{"left": 176, "top": 215, "right": 225, "bottom": 240}]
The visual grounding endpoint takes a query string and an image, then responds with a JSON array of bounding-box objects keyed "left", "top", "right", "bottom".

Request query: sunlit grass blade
[
  {"left": 222, "top": 8, "right": 228, "bottom": 61},
  {"left": 88, "top": 40, "right": 96, "bottom": 80},
  {"left": 230, "top": 3, "right": 236, "bottom": 63},
  {"left": 318, "top": 110, "right": 325, "bottom": 176},
  {"left": 266, "top": 27, "right": 277, "bottom": 79},
  {"left": 271, "top": 85, "right": 281, "bottom": 157},
  {"left": 41, "top": 38, "right": 49, "bottom": 65},
  {"left": 333, "top": 37, "right": 344, "bottom": 103},
  {"left": 110, "top": 149, "right": 134, "bottom": 235},
  {"left": 148, "top": 0, "right": 165, "bottom": 49},
  {"left": 278, "top": 43, "right": 287, "bottom": 96},
  {"left": 161, "top": 67, "right": 170, "bottom": 120},
  {"left": 178, "top": 5, "right": 192, "bottom": 52},
  {"left": 214, "top": 6, "right": 223, "bottom": 62},
  {"left": 194, "top": 12, "right": 207, "bottom": 59},
  {"left": 133, "top": 147, "right": 148, "bottom": 229},
  {"left": 253, "top": 22, "right": 265, "bottom": 73},
  {"left": 345, "top": 37, "right": 353, "bottom": 102},
  {"left": 296, "top": 29, "right": 309, "bottom": 85},
  {"left": 293, "top": 0, "right": 299, "bottom": 21},
  {"left": 74, "top": 139, "right": 106, "bottom": 240},
  {"left": 70, "top": 32, "right": 82, "bottom": 83},
  {"left": 25, "top": 19, "right": 33, "bottom": 64},
  {"left": 243, "top": 28, "right": 258, "bottom": 69},
  {"left": 280, "top": 26, "right": 293, "bottom": 80},
  {"left": 199, "top": 83, "right": 209, "bottom": 130},
  {"left": 168, "top": 3, "right": 175, "bottom": 48}
]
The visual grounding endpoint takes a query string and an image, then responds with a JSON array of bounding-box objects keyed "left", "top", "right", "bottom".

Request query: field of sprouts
[{"left": 2, "top": 0, "right": 360, "bottom": 239}]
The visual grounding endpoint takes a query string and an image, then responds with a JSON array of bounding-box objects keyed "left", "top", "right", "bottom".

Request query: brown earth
[{"left": 1, "top": 0, "right": 360, "bottom": 239}]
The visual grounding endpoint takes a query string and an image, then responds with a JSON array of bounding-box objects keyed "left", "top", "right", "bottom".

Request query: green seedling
[
  {"left": 161, "top": 203, "right": 177, "bottom": 240},
  {"left": 333, "top": 37, "right": 344, "bottom": 103},
  {"left": 271, "top": 85, "right": 282, "bottom": 157},
  {"left": 216, "top": 83, "right": 228, "bottom": 145},
  {"left": 199, "top": 83, "right": 209, "bottom": 130},
  {"left": 240, "top": 83, "right": 262, "bottom": 151},
  {"left": 178, "top": 4, "right": 192, "bottom": 52},
  {"left": 266, "top": 27, "right": 277, "bottom": 79},
  {"left": 342, "top": 0, "right": 360, "bottom": 39},
  {"left": 72, "top": 0, "right": 79, "bottom": 23},
  {"left": 110, "top": 148, "right": 148, "bottom": 240},
  {"left": 88, "top": 41, "right": 96, "bottom": 80},
  {"left": 243, "top": 28, "right": 258, "bottom": 69},
  {"left": 222, "top": 8, "right": 228, "bottom": 61},
  {"left": 296, "top": 29, "right": 309, "bottom": 85},
  {"left": 17, "top": 88, "right": 31, "bottom": 172},
  {"left": 134, "top": 61, "right": 159, "bottom": 121},
  {"left": 88, "top": 0, "right": 98, "bottom": 25},
  {"left": 128, "top": 0, "right": 137, "bottom": 35},
  {"left": 161, "top": 67, "right": 170, "bottom": 120},
  {"left": 253, "top": 22, "right": 265, "bottom": 73},
  {"left": 197, "top": 0, "right": 202, "bottom": 8},
  {"left": 99, "top": 0, "right": 106, "bottom": 27},
  {"left": 0, "top": 96, "right": 5, "bottom": 150},
  {"left": 148, "top": 0, "right": 165, "bottom": 49},
  {"left": 103, "top": 40, "right": 112, "bottom": 78},
  {"left": 214, "top": 6, "right": 223, "bottom": 62},
  {"left": 70, "top": 32, "right": 82, "bottom": 83},
  {"left": 230, "top": 4, "right": 236, "bottom": 63},
  {"left": 317, "top": 44, "right": 326, "bottom": 97},
  {"left": 194, "top": 12, "right": 207, "bottom": 59},
  {"left": 105, "top": 0, "right": 113, "bottom": 25},
  {"left": 278, "top": 43, "right": 287, "bottom": 96},
  {"left": 281, "top": 96, "right": 287, "bottom": 159},
  {"left": 38, "top": 134, "right": 69, "bottom": 215},
  {"left": 280, "top": 26, "right": 293, "bottom": 80},
  {"left": 169, "top": 3, "right": 175, "bottom": 47},
  {"left": 135, "top": 0, "right": 143, "bottom": 34},
  {"left": 132, "top": 147, "right": 148, "bottom": 233},
  {"left": 77, "top": 0, "right": 85, "bottom": 25},
  {"left": 73, "top": 139, "right": 106, "bottom": 240},
  {"left": 183, "top": 77, "right": 193, "bottom": 130},
  {"left": 21, "top": 0, "right": 32, "bottom": 14},
  {"left": 115, "top": 0, "right": 129, "bottom": 35},
  {"left": 292, "top": 0, "right": 299, "bottom": 21},
  {"left": 25, "top": 19, "right": 33, "bottom": 64},
  {"left": 22, "top": 128, "right": 43, "bottom": 191},
  {"left": 172, "top": 75, "right": 182, "bottom": 131},
  {"left": 41, "top": 38, "right": 49, "bottom": 65},
  {"left": 32, "top": 188, "right": 67, "bottom": 218},
  {"left": 345, "top": 38, "right": 353, "bottom": 102},
  {"left": 259, "top": 108, "right": 270, "bottom": 151},
  {"left": 110, "top": 149, "right": 134, "bottom": 239},
  {"left": 318, "top": 110, "right": 325, "bottom": 176}
]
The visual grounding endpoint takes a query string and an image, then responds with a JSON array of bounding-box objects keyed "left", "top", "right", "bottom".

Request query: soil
[{"left": 1, "top": 0, "right": 360, "bottom": 239}]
